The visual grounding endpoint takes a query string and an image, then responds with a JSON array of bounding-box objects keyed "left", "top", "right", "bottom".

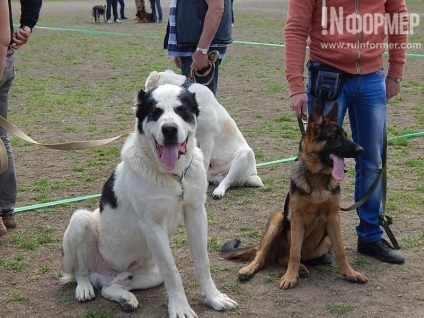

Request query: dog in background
[
  {"left": 221, "top": 100, "right": 368, "bottom": 289},
  {"left": 92, "top": 5, "right": 106, "bottom": 23},
  {"left": 145, "top": 70, "right": 264, "bottom": 199},
  {"left": 136, "top": 0, "right": 152, "bottom": 23},
  {"left": 61, "top": 85, "right": 237, "bottom": 315}
]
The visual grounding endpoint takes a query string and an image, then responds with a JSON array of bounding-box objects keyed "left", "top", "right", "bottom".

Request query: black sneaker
[
  {"left": 357, "top": 238, "right": 405, "bottom": 264},
  {"left": 302, "top": 251, "right": 333, "bottom": 266}
]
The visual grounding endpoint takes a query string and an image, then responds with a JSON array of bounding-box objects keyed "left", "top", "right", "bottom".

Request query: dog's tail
[{"left": 220, "top": 238, "right": 258, "bottom": 261}]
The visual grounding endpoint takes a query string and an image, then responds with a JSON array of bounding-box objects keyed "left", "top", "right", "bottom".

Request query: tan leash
[
  {"left": 0, "top": 115, "right": 133, "bottom": 174},
  {"left": 189, "top": 50, "right": 220, "bottom": 86}
]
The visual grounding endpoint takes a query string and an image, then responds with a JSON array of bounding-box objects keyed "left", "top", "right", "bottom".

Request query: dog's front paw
[
  {"left": 204, "top": 290, "right": 238, "bottom": 311},
  {"left": 168, "top": 297, "right": 197, "bottom": 318},
  {"left": 238, "top": 266, "right": 255, "bottom": 281},
  {"left": 75, "top": 281, "right": 95, "bottom": 301},
  {"left": 212, "top": 186, "right": 226, "bottom": 199},
  {"left": 343, "top": 269, "right": 368, "bottom": 284},
  {"left": 279, "top": 273, "right": 298, "bottom": 290}
]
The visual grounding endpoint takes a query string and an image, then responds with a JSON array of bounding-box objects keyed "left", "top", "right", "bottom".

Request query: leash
[
  {"left": 297, "top": 114, "right": 308, "bottom": 137},
  {"left": 339, "top": 129, "right": 399, "bottom": 249},
  {"left": 189, "top": 50, "right": 220, "bottom": 87},
  {"left": 0, "top": 115, "right": 133, "bottom": 174}
]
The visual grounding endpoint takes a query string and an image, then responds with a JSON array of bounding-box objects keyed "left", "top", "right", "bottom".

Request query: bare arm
[{"left": 191, "top": 0, "right": 224, "bottom": 71}]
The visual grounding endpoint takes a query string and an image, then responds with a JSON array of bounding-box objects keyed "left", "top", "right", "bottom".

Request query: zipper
[{"left": 355, "top": 0, "right": 361, "bottom": 74}]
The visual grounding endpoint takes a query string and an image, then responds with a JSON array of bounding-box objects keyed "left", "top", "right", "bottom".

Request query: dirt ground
[{"left": 1, "top": 1, "right": 423, "bottom": 318}]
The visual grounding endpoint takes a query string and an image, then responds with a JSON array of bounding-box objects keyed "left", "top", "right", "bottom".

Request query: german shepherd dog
[
  {"left": 221, "top": 100, "right": 368, "bottom": 289},
  {"left": 92, "top": 5, "right": 106, "bottom": 23}
]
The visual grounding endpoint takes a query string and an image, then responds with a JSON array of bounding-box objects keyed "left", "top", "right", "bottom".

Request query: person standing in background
[
  {"left": 0, "top": 0, "right": 42, "bottom": 236},
  {"left": 165, "top": 0, "right": 233, "bottom": 95}
]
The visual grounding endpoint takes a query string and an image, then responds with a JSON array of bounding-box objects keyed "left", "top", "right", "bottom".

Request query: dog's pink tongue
[
  {"left": 330, "top": 153, "right": 345, "bottom": 181},
  {"left": 161, "top": 143, "right": 179, "bottom": 171}
]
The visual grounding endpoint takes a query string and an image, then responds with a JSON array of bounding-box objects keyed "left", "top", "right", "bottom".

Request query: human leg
[
  {"left": 349, "top": 70, "right": 404, "bottom": 263},
  {"left": 156, "top": 0, "right": 162, "bottom": 22},
  {"left": 118, "top": 0, "right": 127, "bottom": 19},
  {"left": 112, "top": 0, "right": 119, "bottom": 22},
  {"left": 149, "top": 0, "right": 157, "bottom": 22},
  {"left": 0, "top": 50, "right": 17, "bottom": 235},
  {"left": 106, "top": 0, "right": 113, "bottom": 21}
]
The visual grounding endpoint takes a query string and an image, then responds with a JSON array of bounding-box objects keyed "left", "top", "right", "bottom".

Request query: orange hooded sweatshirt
[{"left": 285, "top": 0, "right": 408, "bottom": 96}]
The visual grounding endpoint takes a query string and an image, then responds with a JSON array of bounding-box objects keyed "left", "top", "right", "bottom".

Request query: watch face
[{"left": 197, "top": 48, "right": 207, "bottom": 54}]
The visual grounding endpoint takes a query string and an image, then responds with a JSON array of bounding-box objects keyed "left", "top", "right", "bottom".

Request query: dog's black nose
[
  {"left": 355, "top": 145, "right": 364, "bottom": 156},
  {"left": 162, "top": 123, "right": 178, "bottom": 140}
]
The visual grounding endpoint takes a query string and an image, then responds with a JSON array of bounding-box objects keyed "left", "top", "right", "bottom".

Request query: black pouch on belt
[{"left": 307, "top": 61, "right": 353, "bottom": 101}]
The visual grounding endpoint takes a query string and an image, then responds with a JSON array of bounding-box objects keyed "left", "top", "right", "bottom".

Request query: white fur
[
  {"left": 61, "top": 85, "right": 237, "bottom": 317},
  {"left": 145, "top": 70, "right": 264, "bottom": 199}
]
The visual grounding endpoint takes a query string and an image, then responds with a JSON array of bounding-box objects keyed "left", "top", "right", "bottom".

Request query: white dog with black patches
[
  {"left": 61, "top": 84, "right": 237, "bottom": 317},
  {"left": 145, "top": 70, "right": 264, "bottom": 199}
]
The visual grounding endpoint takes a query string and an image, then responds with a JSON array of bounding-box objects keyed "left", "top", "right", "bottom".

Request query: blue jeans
[
  {"left": 307, "top": 64, "right": 387, "bottom": 243},
  {"left": 106, "top": 0, "right": 118, "bottom": 21},
  {"left": 180, "top": 56, "right": 221, "bottom": 95},
  {"left": 0, "top": 49, "right": 17, "bottom": 212},
  {"left": 150, "top": 0, "right": 162, "bottom": 21}
]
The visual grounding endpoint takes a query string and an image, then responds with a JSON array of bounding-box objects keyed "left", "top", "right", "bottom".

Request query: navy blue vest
[{"left": 175, "top": 0, "right": 233, "bottom": 47}]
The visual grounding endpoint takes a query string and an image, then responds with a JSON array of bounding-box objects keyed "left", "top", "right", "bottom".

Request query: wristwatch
[
  {"left": 387, "top": 76, "right": 401, "bottom": 83},
  {"left": 196, "top": 47, "right": 208, "bottom": 55}
]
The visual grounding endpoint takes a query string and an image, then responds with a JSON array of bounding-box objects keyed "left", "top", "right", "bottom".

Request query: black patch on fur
[
  {"left": 176, "top": 89, "right": 199, "bottom": 123},
  {"left": 136, "top": 88, "right": 163, "bottom": 134},
  {"left": 135, "top": 87, "right": 199, "bottom": 134},
  {"left": 100, "top": 170, "right": 118, "bottom": 212},
  {"left": 290, "top": 179, "right": 308, "bottom": 195},
  {"left": 282, "top": 193, "right": 291, "bottom": 235},
  {"left": 329, "top": 184, "right": 341, "bottom": 194}
]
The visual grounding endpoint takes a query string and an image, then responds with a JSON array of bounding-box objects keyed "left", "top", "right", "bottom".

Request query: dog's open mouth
[
  {"left": 328, "top": 153, "right": 345, "bottom": 181},
  {"left": 155, "top": 138, "right": 187, "bottom": 171}
]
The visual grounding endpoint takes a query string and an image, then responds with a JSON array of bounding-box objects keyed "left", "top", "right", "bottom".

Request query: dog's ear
[
  {"left": 326, "top": 102, "right": 339, "bottom": 122},
  {"left": 145, "top": 71, "right": 160, "bottom": 91},
  {"left": 310, "top": 99, "right": 324, "bottom": 126},
  {"left": 137, "top": 89, "right": 147, "bottom": 104}
]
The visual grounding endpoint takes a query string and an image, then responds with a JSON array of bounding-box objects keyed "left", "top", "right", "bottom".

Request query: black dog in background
[{"left": 92, "top": 5, "right": 106, "bottom": 23}]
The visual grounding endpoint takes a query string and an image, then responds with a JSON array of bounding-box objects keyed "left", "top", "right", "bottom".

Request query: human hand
[
  {"left": 386, "top": 78, "right": 401, "bottom": 101},
  {"left": 191, "top": 51, "right": 209, "bottom": 72},
  {"left": 173, "top": 56, "right": 182, "bottom": 69},
  {"left": 10, "top": 26, "right": 31, "bottom": 50},
  {"left": 289, "top": 93, "right": 308, "bottom": 118}
]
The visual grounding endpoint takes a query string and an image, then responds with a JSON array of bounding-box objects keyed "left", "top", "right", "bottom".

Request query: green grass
[
  {"left": 0, "top": 255, "right": 29, "bottom": 272},
  {"left": 3, "top": 291, "right": 28, "bottom": 302},
  {"left": 326, "top": 303, "right": 354, "bottom": 315},
  {"left": 84, "top": 309, "right": 113, "bottom": 318}
]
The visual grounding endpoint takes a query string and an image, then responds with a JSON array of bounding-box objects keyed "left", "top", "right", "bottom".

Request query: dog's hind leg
[
  {"left": 238, "top": 211, "right": 284, "bottom": 280},
  {"left": 212, "top": 148, "right": 262, "bottom": 199},
  {"left": 101, "top": 272, "right": 139, "bottom": 311},
  {"left": 101, "top": 266, "right": 163, "bottom": 311},
  {"left": 245, "top": 174, "right": 264, "bottom": 188},
  {"left": 61, "top": 209, "right": 97, "bottom": 301}
]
